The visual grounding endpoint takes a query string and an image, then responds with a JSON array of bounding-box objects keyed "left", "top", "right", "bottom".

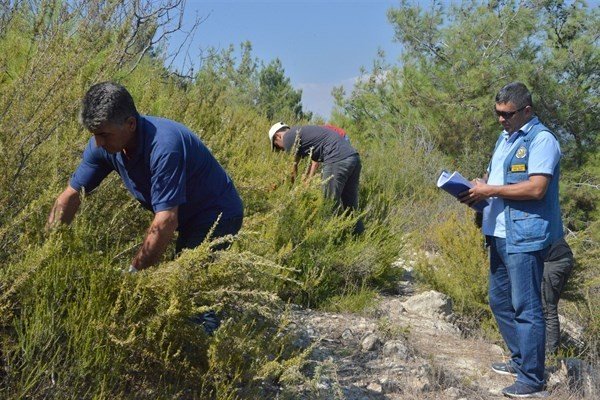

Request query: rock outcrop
[{"left": 281, "top": 269, "right": 596, "bottom": 399}]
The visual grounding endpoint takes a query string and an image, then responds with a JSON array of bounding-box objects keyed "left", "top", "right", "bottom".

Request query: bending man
[
  {"left": 268, "top": 122, "right": 364, "bottom": 235},
  {"left": 48, "top": 82, "right": 243, "bottom": 271}
]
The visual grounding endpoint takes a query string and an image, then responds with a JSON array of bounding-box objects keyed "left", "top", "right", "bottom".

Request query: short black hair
[
  {"left": 495, "top": 82, "right": 533, "bottom": 109},
  {"left": 80, "top": 82, "right": 138, "bottom": 131}
]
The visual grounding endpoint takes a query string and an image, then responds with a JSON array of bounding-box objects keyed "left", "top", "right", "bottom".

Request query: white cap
[{"left": 268, "top": 122, "right": 289, "bottom": 150}]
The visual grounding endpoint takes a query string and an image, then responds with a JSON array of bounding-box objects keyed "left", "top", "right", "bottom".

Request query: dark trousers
[
  {"left": 175, "top": 216, "right": 243, "bottom": 254},
  {"left": 321, "top": 154, "right": 364, "bottom": 235},
  {"left": 542, "top": 254, "right": 574, "bottom": 354},
  {"left": 175, "top": 216, "right": 243, "bottom": 335}
]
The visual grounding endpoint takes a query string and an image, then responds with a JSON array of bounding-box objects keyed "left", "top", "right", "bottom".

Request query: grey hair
[
  {"left": 495, "top": 82, "right": 533, "bottom": 109},
  {"left": 80, "top": 82, "right": 138, "bottom": 131}
]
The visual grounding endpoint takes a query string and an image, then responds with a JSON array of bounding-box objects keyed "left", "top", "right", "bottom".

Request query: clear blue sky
[{"left": 171, "top": 0, "right": 404, "bottom": 119}]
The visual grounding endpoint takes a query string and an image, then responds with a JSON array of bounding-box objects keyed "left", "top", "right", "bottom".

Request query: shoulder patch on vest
[{"left": 515, "top": 146, "right": 527, "bottom": 159}]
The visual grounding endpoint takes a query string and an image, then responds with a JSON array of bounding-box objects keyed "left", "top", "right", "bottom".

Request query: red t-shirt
[{"left": 323, "top": 124, "right": 346, "bottom": 138}]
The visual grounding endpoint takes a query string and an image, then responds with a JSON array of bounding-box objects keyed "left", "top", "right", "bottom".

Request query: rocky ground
[{"left": 279, "top": 270, "right": 598, "bottom": 399}]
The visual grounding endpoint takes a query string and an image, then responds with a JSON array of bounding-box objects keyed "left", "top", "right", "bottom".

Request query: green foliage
[
  {"left": 192, "top": 42, "right": 309, "bottom": 122},
  {"left": 337, "top": 0, "right": 599, "bottom": 175},
  {"left": 558, "top": 143, "right": 600, "bottom": 345},
  {"left": 1, "top": 0, "right": 599, "bottom": 396},
  {"left": 333, "top": 0, "right": 599, "bottom": 351},
  {"left": 532, "top": 0, "right": 600, "bottom": 168},
  {"left": 414, "top": 208, "right": 491, "bottom": 325},
  {"left": 1, "top": 218, "right": 303, "bottom": 399},
  {"left": 257, "top": 58, "right": 306, "bottom": 121},
  {"left": 0, "top": 1, "right": 409, "bottom": 397},
  {"left": 569, "top": 215, "right": 600, "bottom": 340},
  {"left": 236, "top": 171, "right": 404, "bottom": 307},
  {"left": 321, "top": 287, "right": 379, "bottom": 314},
  {"left": 561, "top": 153, "right": 600, "bottom": 231}
]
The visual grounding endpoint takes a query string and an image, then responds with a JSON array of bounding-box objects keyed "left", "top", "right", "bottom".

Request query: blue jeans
[
  {"left": 321, "top": 154, "right": 364, "bottom": 235},
  {"left": 488, "top": 236, "right": 547, "bottom": 390}
]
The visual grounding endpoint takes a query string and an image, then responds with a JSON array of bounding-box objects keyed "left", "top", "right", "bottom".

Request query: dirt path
[{"left": 281, "top": 280, "right": 594, "bottom": 399}]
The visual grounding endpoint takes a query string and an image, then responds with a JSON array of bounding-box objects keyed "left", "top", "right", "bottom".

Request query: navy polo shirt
[{"left": 70, "top": 115, "right": 243, "bottom": 235}]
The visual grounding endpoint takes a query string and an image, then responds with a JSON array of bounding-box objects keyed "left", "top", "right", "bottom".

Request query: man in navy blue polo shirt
[{"left": 47, "top": 82, "right": 243, "bottom": 272}]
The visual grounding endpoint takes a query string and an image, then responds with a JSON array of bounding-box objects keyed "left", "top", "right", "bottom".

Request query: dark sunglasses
[{"left": 495, "top": 105, "right": 527, "bottom": 119}]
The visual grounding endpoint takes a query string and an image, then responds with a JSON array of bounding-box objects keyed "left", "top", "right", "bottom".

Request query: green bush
[
  {"left": 2, "top": 0, "right": 599, "bottom": 397},
  {"left": 414, "top": 208, "right": 492, "bottom": 330},
  {"left": 0, "top": 2, "right": 408, "bottom": 397},
  {"left": 1, "top": 215, "right": 306, "bottom": 398}
]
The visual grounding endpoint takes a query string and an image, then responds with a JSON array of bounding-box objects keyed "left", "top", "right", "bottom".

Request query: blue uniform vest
[{"left": 490, "top": 120, "right": 563, "bottom": 253}]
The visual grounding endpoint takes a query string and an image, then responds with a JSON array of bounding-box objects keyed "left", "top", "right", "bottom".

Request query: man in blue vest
[
  {"left": 47, "top": 82, "right": 244, "bottom": 273},
  {"left": 460, "top": 82, "right": 562, "bottom": 398}
]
